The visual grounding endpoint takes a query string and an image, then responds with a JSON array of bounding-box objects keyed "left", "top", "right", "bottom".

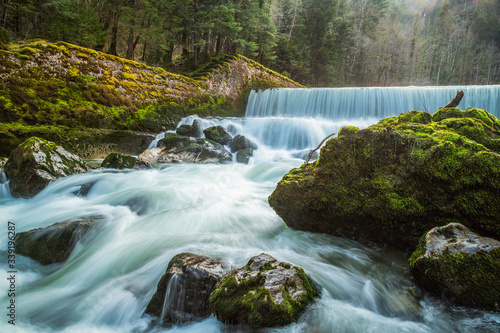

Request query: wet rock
[
  {"left": 140, "top": 137, "right": 232, "bottom": 164},
  {"left": 269, "top": 109, "right": 500, "bottom": 252},
  {"left": 146, "top": 253, "right": 229, "bottom": 324},
  {"left": 229, "top": 135, "right": 258, "bottom": 153},
  {"left": 176, "top": 120, "right": 201, "bottom": 138},
  {"left": 209, "top": 253, "right": 319, "bottom": 328},
  {"left": 236, "top": 148, "right": 253, "bottom": 164},
  {"left": 15, "top": 217, "right": 101, "bottom": 265},
  {"left": 102, "top": 152, "right": 137, "bottom": 169},
  {"left": 203, "top": 126, "right": 232, "bottom": 145},
  {"left": 0, "top": 157, "right": 7, "bottom": 169},
  {"left": 4, "top": 137, "right": 90, "bottom": 198},
  {"left": 409, "top": 223, "right": 500, "bottom": 310},
  {"left": 157, "top": 133, "right": 192, "bottom": 150}
]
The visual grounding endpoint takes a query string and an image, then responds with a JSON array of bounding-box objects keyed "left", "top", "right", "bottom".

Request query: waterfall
[
  {"left": 0, "top": 172, "right": 10, "bottom": 199},
  {"left": 245, "top": 86, "right": 500, "bottom": 119}
]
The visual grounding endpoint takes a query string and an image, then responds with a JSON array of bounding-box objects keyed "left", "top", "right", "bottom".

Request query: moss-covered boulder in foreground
[
  {"left": 409, "top": 223, "right": 499, "bottom": 309},
  {"left": 269, "top": 108, "right": 500, "bottom": 252},
  {"left": 15, "top": 217, "right": 101, "bottom": 264},
  {"left": 146, "top": 253, "right": 229, "bottom": 324},
  {"left": 4, "top": 137, "right": 90, "bottom": 197},
  {"left": 209, "top": 253, "right": 319, "bottom": 328}
]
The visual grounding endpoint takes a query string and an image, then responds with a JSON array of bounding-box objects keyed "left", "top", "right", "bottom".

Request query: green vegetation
[
  {"left": 0, "top": 39, "right": 300, "bottom": 157},
  {"left": 209, "top": 256, "right": 319, "bottom": 328},
  {"left": 409, "top": 226, "right": 500, "bottom": 309},
  {"left": 0, "top": 1, "right": 497, "bottom": 87},
  {"left": 269, "top": 108, "right": 500, "bottom": 252}
]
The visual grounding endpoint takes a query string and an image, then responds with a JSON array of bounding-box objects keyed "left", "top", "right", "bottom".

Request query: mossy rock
[
  {"left": 176, "top": 120, "right": 201, "bottom": 138},
  {"left": 4, "top": 137, "right": 90, "bottom": 198},
  {"left": 398, "top": 110, "right": 432, "bottom": 124},
  {"left": 101, "top": 152, "right": 137, "bottom": 169},
  {"left": 209, "top": 253, "right": 319, "bottom": 328},
  {"left": 157, "top": 133, "right": 192, "bottom": 150},
  {"left": 203, "top": 125, "right": 232, "bottom": 145},
  {"left": 229, "top": 134, "right": 258, "bottom": 153},
  {"left": 236, "top": 148, "right": 253, "bottom": 164},
  {"left": 409, "top": 223, "right": 500, "bottom": 310},
  {"left": 146, "top": 253, "right": 229, "bottom": 324},
  {"left": 15, "top": 218, "right": 101, "bottom": 265},
  {"left": 269, "top": 109, "right": 500, "bottom": 252}
]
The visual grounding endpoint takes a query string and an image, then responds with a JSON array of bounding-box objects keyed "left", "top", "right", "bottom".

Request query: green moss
[
  {"left": 398, "top": 110, "right": 432, "bottom": 124},
  {"left": 409, "top": 239, "right": 499, "bottom": 309},
  {"left": 269, "top": 108, "right": 500, "bottom": 252}
]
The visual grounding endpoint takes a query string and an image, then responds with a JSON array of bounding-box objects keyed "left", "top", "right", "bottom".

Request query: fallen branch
[
  {"left": 443, "top": 90, "right": 464, "bottom": 108},
  {"left": 306, "top": 133, "right": 336, "bottom": 163}
]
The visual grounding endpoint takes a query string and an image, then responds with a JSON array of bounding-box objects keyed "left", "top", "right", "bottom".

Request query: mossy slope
[
  {"left": 0, "top": 40, "right": 301, "bottom": 134},
  {"left": 269, "top": 108, "right": 500, "bottom": 252}
]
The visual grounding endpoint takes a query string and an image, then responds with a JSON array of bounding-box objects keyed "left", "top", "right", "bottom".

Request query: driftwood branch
[
  {"left": 306, "top": 133, "right": 336, "bottom": 163},
  {"left": 443, "top": 90, "right": 464, "bottom": 108}
]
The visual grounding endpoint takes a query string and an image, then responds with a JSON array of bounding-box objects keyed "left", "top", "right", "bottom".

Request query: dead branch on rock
[{"left": 443, "top": 90, "right": 464, "bottom": 108}]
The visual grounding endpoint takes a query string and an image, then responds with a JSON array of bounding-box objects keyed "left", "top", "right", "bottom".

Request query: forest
[{"left": 1, "top": 0, "right": 499, "bottom": 87}]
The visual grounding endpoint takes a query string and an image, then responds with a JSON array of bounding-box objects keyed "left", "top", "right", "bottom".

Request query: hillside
[{"left": 0, "top": 40, "right": 302, "bottom": 157}]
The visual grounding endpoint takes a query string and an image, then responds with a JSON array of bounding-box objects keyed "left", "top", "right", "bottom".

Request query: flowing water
[{"left": 0, "top": 86, "right": 499, "bottom": 332}]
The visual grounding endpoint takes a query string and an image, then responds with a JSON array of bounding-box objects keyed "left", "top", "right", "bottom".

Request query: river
[{"left": 0, "top": 86, "right": 499, "bottom": 332}]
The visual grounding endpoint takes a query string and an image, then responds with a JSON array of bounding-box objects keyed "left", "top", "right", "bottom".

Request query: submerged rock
[
  {"left": 203, "top": 126, "right": 232, "bottom": 145},
  {"left": 409, "top": 223, "right": 500, "bottom": 309},
  {"left": 146, "top": 253, "right": 229, "bottom": 324},
  {"left": 15, "top": 217, "right": 101, "bottom": 265},
  {"left": 229, "top": 135, "right": 258, "bottom": 153},
  {"left": 236, "top": 147, "right": 253, "bottom": 164},
  {"left": 140, "top": 134, "right": 232, "bottom": 164},
  {"left": 176, "top": 120, "right": 201, "bottom": 138},
  {"left": 102, "top": 152, "right": 137, "bottom": 169},
  {"left": 209, "top": 253, "right": 319, "bottom": 328},
  {"left": 269, "top": 109, "right": 500, "bottom": 252},
  {"left": 4, "top": 137, "right": 90, "bottom": 198}
]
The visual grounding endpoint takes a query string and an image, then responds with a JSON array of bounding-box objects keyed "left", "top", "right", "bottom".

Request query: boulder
[
  {"left": 269, "top": 109, "right": 500, "bottom": 252},
  {"left": 101, "top": 152, "right": 137, "bottom": 169},
  {"left": 176, "top": 120, "right": 201, "bottom": 138},
  {"left": 209, "top": 253, "right": 319, "bottom": 328},
  {"left": 157, "top": 133, "right": 191, "bottom": 150},
  {"left": 409, "top": 223, "right": 500, "bottom": 309},
  {"left": 203, "top": 126, "right": 232, "bottom": 145},
  {"left": 146, "top": 253, "right": 229, "bottom": 324},
  {"left": 4, "top": 137, "right": 90, "bottom": 198},
  {"left": 140, "top": 137, "right": 232, "bottom": 164},
  {"left": 236, "top": 148, "right": 253, "bottom": 164},
  {"left": 15, "top": 217, "right": 101, "bottom": 265},
  {"left": 229, "top": 135, "right": 258, "bottom": 153}
]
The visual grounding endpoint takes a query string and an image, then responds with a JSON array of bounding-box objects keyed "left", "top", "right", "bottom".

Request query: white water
[
  {"left": 1, "top": 86, "right": 499, "bottom": 332},
  {"left": 246, "top": 86, "right": 500, "bottom": 119}
]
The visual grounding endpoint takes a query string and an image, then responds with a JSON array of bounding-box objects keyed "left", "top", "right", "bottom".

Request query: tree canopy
[{"left": 1, "top": 0, "right": 499, "bottom": 86}]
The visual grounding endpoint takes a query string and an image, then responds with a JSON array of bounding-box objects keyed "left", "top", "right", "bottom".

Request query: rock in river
[
  {"left": 209, "top": 253, "right": 319, "bottom": 328},
  {"left": 4, "top": 137, "right": 90, "bottom": 198},
  {"left": 269, "top": 108, "right": 500, "bottom": 252},
  {"left": 15, "top": 217, "right": 101, "bottom": 265},
  {"left": 203, "top": 126, "right": 233, "bottom": 145},
  {"left": 140, "top": 133, "right": 232, "bottom": 164},
  {"left": 409, "top": 223, "right": 500, "bottom": 310},
  {"left": 146, "top": 253, "right": 229, "bottom": 324}
]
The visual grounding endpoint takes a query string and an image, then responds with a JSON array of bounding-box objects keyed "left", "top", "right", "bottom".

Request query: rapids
[{"left": 1, "top": 86, "right": 499, "bottom": 332}]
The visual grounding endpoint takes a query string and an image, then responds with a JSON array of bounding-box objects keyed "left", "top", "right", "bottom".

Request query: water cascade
[
  {"left": 246, "top": 86, "right": 500, "bottom": 119},
  {"left": 0, "top": 86, "right": 499, "bottom": 333}
]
